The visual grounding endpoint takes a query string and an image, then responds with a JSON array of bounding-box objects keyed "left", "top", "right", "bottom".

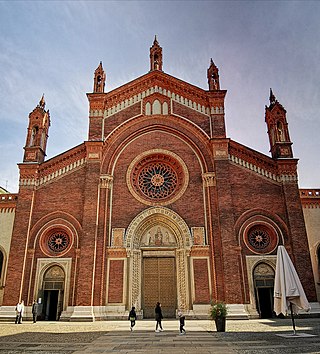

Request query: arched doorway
[
  {"left": 40, "top": 265, "right": 65, "bottom": 321},
  {"left": 253, "top": 263, "right": 275, "bottom": 318},
  {"left": 142, "top": 226, "right": 178, "bottom": 318},
  {"left": 126, "top": 207, "right": 191, "bottom": 318}
]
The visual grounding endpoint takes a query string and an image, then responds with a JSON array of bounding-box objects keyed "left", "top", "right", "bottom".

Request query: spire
[
  {"left": 265, "top": 91, "right": 293, "bottom": 159},
  {"left": 23, "top": 98, "right": 51, "bottom": 163},
  {"left": 150, "top": 36, "right": 163, "bottom": 71},
  {"left": 38, "top": 94, "right": 45, "bottom": 109},
  {"left": 153, "top": 35, "right": 158, "bottom": 45},
  {"left": 93, "top": 61, "right": 106, "bottom": 93},
  {"left": 207, "top": 58, "right": 220, "bottom": 91},
  {"left": 269, "top": 88, "right": 276, "bottom": 105}
]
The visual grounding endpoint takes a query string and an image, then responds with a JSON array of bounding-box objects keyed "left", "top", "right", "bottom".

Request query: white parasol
[{"left": 274, "top": 245, "right": 310, "bottom": 334}]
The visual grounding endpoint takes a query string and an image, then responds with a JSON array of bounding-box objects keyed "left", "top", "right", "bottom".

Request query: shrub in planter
[{"left": 210, "top": 301, "right": 228, "bottom": 332}]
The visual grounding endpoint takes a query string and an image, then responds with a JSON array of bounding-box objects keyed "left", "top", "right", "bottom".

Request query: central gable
[{"left": 87, "top": 39, "right": 227, "bottom": 142}]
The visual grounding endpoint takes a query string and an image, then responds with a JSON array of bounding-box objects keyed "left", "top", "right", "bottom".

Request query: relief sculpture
[{"left": 141, "top": 226, "right": 176, "bottom": 247}]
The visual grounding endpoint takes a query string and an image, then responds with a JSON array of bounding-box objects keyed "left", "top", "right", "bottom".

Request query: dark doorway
[
  {"left": 257, "top": 287, "right": 274, "bottom": 318},
  {"left": 42, "top": 290, "right": 59, "bottom": 320},
  {"left": 253, "top": 262, "right": 275, "bottom": 319},
  {"left": 39, "top": 265, "right": 65, "bottom": 321}
]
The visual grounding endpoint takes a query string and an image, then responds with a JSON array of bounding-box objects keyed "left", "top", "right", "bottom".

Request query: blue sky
[{"left": 0, "top": 1, "right": 319, "bottom": 192}]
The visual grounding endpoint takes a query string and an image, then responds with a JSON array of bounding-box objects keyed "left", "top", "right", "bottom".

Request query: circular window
[
  {"left": 138, "top": 161, "right": 177, "bottom": 199},
  {"left": 248, "top": 228, "right": 270, "bottom": 250},
  {"left": 244, "top": 224, "right": 278, "bottom": 254},
  {"left": 40, "top": 229, "right": 72, "bottom": 257},
  {"left": 127, "top": 150, "right": 189, "bottom": 206},
  {"left": 48, "top": 231, "right": 70, "bottom": 253}
]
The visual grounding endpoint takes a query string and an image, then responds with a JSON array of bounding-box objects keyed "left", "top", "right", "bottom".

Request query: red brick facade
[{"left": 1, "top": 39, "right": 316, "bottom": 320}]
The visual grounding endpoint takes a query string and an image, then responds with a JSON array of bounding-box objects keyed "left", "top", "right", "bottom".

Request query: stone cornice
[
  {"left": 300, "top": 189, "right": 320, "bottom": 208},
  {"left": 190, "top": 246, "right": 210, "bottom": 257},
  {"left": 19, "top": 144, "right": 86, "bottom": 188},
  {"left": 229, "top": 140, "right": 298, "bottom": 183},
  {"left": 106, "top": 248, "right": 127, "bottom": 257},
  {"left": 0, "top": 193, "right": 18, "bottom": 211}
]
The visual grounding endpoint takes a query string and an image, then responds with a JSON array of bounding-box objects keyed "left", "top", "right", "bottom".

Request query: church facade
[{"left": 0, "top": 39, "right": 317, "bottom": 321}]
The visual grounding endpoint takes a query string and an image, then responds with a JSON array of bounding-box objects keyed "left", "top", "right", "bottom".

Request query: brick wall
[
  {"left": 193, "top": 258, "right": 210, "bottom": 303},
  {"left": 108, "top": 259, "right": 124, "bottom": 303}
]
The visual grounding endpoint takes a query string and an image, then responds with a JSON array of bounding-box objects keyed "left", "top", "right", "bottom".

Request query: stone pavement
[{"left": 0, "top": 318, "right": 319, "bottom": 353}]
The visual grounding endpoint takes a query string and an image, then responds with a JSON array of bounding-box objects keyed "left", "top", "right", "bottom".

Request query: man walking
[{"left": 32, "top": 300, "right": 38, "bottom": 323}]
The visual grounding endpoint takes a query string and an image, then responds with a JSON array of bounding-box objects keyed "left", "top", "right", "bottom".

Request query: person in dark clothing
[
  {"left": 128, "top": 306, "right": 137, "bottom": 331},
  {"left": 178, "top": 310, "right": 186, "bottom": 335},
  {"left": 155, "top": 302, "right": 163, "bottom": 332},
  {"left": 32, "top": 300, "right": 38, "bottom": 323}
]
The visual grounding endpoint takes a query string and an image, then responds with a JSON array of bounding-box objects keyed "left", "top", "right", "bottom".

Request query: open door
[
  {"left": 39, "top": 265, "right": 65, "bottom": 321},
  {"left": 253, "top": 263, "right": 275, "bottom": 318}
]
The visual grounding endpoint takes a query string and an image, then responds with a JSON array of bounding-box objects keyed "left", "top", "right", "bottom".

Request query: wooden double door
[{"left": 143, "top": 257, "right": 177, "bottom": 318}]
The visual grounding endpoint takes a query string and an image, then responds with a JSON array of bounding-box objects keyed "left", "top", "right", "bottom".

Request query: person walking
[
  {"left": 32, "top": 300, "right": 38, "bottom": 323},
  {"left": 178, "top": 310, "right": 186, "bottom": 335},
  {"left": 20, "top": 300, "right": 25, "bottom": 323},
  {"left": 15, "top": 301, "right": 22, "bottom": 324},
  {"left": 128, "top": 306, "right": 137, "bottom": 331},
  {"left": 155, "top": 302, "right": 163, "bottom": 332},
  {"left": 15, "top": 300, "right": 24, "bottom": 324}
]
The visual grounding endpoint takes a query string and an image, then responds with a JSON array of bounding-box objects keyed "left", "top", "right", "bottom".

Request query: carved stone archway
[{"left": 125, "top": 207, "right": 192, "bottom": 315}]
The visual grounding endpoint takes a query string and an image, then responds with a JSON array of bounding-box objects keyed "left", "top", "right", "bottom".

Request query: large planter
[{"left": 215, "top": 317, "right": 226, "bottom": 332}]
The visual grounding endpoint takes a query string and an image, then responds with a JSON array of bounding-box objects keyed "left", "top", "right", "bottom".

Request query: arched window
[
  {"left": 152, "top": 100, "right": 161, "bottom": 115},
  {"left": 276, "top": 121, "right": 285, "bottom": 141},
  {"left": 30, "top": 126, "right": 39, "bottom": 146},
  {"left": 162, "top": 102, "right": 168, "bottom": 115},
  {"left": 40, "top": 131, "right": 46, "bottom": 149},
  {"left": 145, "top": 102, "right": 151, "bottom": 115},
  {"left": 43, "top": 265, "right": 65, "bottom": 288},
  {"left": 253, "top": 263, "right": 275, "bottom": 286}
]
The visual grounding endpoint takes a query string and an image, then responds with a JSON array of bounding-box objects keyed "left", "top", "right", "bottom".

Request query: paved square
[{"left": 0, "top": 318, "right": 319, "bottom": 353}]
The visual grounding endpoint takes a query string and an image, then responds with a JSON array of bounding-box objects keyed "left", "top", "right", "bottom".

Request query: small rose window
[
  {"left": 244, "top": 224, "right": 278, "bottom": 254},
  {"left": 40, "top": 229, "right": 72, "bottom": 257},
  {"left": 48, "top": 231, "right": 70, "bottom": 253}
]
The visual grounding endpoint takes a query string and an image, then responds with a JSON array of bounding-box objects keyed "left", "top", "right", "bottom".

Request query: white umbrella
[{"left": 274, "top": 245, "right": 311, "bottom": 334}]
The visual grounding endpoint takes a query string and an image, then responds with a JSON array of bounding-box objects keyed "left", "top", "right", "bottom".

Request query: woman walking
[
  {"left": 128, "top": 306, "right": 137, "bottom": 331},
  {"left": 155, "top": 302, "right": 163, "bottom": 332}
]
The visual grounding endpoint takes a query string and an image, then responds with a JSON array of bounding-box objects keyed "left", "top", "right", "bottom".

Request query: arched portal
[
  {"left": 126, "top": 207, "right": 192, "bottom": 318},
  {"left": 40, "top": 265, "right": 65, "bottom": 321},
  {"left": 253, "top": 262, "right": 275, "bottom": 318}
]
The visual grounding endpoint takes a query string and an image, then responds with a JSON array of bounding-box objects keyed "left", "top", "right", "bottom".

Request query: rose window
[
  {"left": 138, "top": 162, "right": 178, "bottom": 199},
  {"left": 48, "top": 231, "right": 70, "bottom": 253},
  {"left": 127, "top": 150, "right": 189, "bottom": 206},
  {"left": 248, "top": 229, "right": 270, "bottom": 250},
  {"left": 244, "top": 224, "right": 279, "bottom": 254},
  {"left": 40, "top": 228, "right": 72, "bottom": 257}
]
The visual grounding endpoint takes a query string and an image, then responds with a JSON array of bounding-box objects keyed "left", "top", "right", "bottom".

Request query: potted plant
[{"left": 210, "top": 301, "right": 228, "bottom": 332}]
